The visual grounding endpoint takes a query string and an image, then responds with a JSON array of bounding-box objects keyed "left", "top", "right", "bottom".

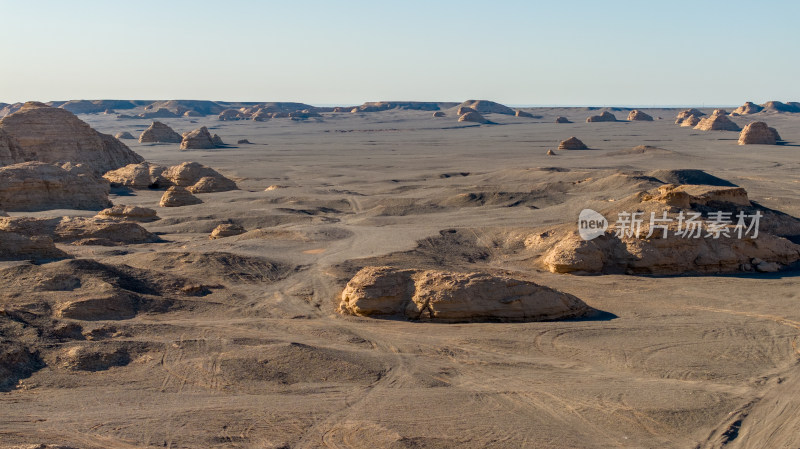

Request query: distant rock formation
[
  {"left": 675, "top": 108, "right": 706, "bottom": 125},
  {"left": 760, "top": 101, "right": 800, "bottom": 113},
  {"left": 694, "top": 110, "right": 741, "bottom": 131},
  {"left": 456, "top": 106, "right": 477, "bottom": 116},
  {"left": 555, "top": 116, "right": 571, "bottom": 123},
  {"left": 679, "top": 115, "right": 702, "bottom": 127},
  {"left": 627, "top": 110, "right": 653, "bottom": 121},
  {"left": 139, "top": 121, "right": 182, "bottom": 143},
  {"left": 0, "top": 102, "right": 143, "bottom": 174},
  {"left": 115, "top": 131, "right": 135, "bottom": 139},
  {"left": 219, "top": 109, "right": 249, "bottom": 121},
  {"left": 145, "top": 100, "right": 225, "bottom": 116},
  {"left": 338, "top": 266, "right": 593, "bottom": 322},
  {"left": 547, "top": 149, "right": 556, "bottom": 155},
  {"left": 58, "top": 100, "right": 137, "bottom": 114},
  {"left": 515, "top": 110, "right": 534, "bottom": 118},
  {"left": 432, "top": 111, "right": 445, "bottom": 118},
  {"left": 237, "top": 139, "right": 251, "bottom": 144},
  {"left": 210, "top": 223, "right": 246, "bottom": 239},
  {"left": 160, "top": 186, "right": 202, "bottom": 207},
  {"left": 732, "top": 102, "right": 764, "bottom": 115},
  {"left": 352, "top": 101, "right": 455, "bottom": 112},
  {"left": 0, "top": 215, "right": 157, "bottom": 246},
  {"left": 138, "top": 108, "right": 180, "bottom": 119},
  {"left": 180, "top": 126, "right": 225, "bottom": 150},
  {"left": 455, "top": 100, "right": 515, "bottom": 115},
  {"left": 738, "top": 122, "right": 781, "bottom": 145},
  {"left": 104, "top": 161, "right": 237, "bottom": 193},
  {"left": 96, "top": 205, "right": 159, "bottom": 222},
  {"left": 457, "top": 111, "right": 491, "bottom": 124},
  {"left": 586, "top": 111, "right": 617, "bottom": 122},
  {"left": 103, "top": 162, "right": 167, "bottom": 189},
  {"left": 0, "top": 162, "right": 111, "bottom": 211},
  {"left": 558, "top": 137, "right": 588, "bottom": 150}
]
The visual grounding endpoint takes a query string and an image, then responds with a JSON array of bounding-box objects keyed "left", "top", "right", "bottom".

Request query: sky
[{"left": 1, "top": 0, "right": 798, "bottom": 106}]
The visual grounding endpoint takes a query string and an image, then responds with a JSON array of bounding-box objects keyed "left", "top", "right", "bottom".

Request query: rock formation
[
  {"left": 738, "top": 122, "right": 781, "bottom": 145},
  {"left": 558, "top": 137, "right": 588, "bottom": 150},
  {"left": 237, "top": 139, "right": 251, "bottom": 144},
  {"left": 161, "top": 162, "right": 237, "bottom": 193},
  {"left": 515, "top": 110, "right": 534, "bottom": 118},
  {"left": 455, "top": 100, "right": 515, "bottom": 115},
  {"left": 219, "top": 109, "right": 249, "bottom": 121},
  {"left": 159, "top": 186, "right": 202, "bottom": 207},
  {"left": 458, "top": 111, "right": 491, "bottom": 124},
  {"left": 694, "top": 111, "right": 741, "bottom": 131},
  {"left": 679, "top": 115, "right": 702, "bottom": 127},
  {"left": 456, "top": 106, "right": 477, "bottom": 116},
  {"left": 0, "top": 162, "right": 111, "bottom": 211},
  {"left": 338, "top": 266, "right": 592, "bottom": 322},
  {"left": 1, "top": 215, "right": 158, "bottom": 246},
  {"left": 139, "top": 121, "right": 182, "bottom": 143},
  {"left": 0, "top": 231, "right": 69, "bottom": 261},
  {"left": 0, "top": 102, "right": 143, "bottom": 174},
  {"left": 555, "top": 116, "right": 571, "bottom": 123},
  {"left": 627, "top": 110, "right": 653, "bottom": 121},
  {"left": 732, "top": 102, "right": 764, "bottom": 115},
  {"left": 761, "top": 101, "right": 800, "bottom": 113},
  {"left": 115, "top": 131, "right": 135, "bottom": 139},
  {"left": 432, "top": 111, "right": 446, "bottom": 118},
  {"left": 547, "top": 149, "right": 556, "bottom": 156},
  {"left": 96, "top": 205, "right": 159, "bottom": 222},
  {"left": 210, "top": 223, "right": 246, "bottom": 239},
  {"left": 180, "top": 127, "right": 225, "bottom": 150},
  {"left": 103, "top": 162, "right": 167, "bottom": 189},
  {"left": 675, "top": 108, "right": 705, "bottom": 125},
  {"left": 586, "top": 111, "right": 617, "bottom": 122}
]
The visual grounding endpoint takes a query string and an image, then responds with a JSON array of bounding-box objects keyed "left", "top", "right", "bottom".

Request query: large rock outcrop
[
  {"left": 455, "top": 100, "right": 515, "bottom": 115},
  {"left": 0, "top": 231, "right": 69, "bottom": 261},
  {"left": 103, "top": 161, "right": 237, "bottom": 193},
  {"left": 338, "top": 266, "right": 592, "bottom": 322},
  {"left": 761, "top": 101, "right": 800, "bottom": 113},
  {"left": 679, "top": 115, "right": 702, "bottom": 127},
  {"left": 627, "top": 110, "right": 653, "bottom": 121},
  {"left": 732, "top": 102, "right": 764, "bottom": 115},
  {"left": 0, "top": 216, "right": 158, "bottom": 247},
  {"left": 0, "top": 162, "right": 111, "bottom": 211},
  {"left": 103, "top": 162, "right": 167, "bottom": 189},
  {"left": 139, "top": 121, "right": 182, "bottom": 143},
  {"left": 160, "top": 186, "right": 202, "bottom": 207},
  {"left": 586, "top": 111, "right": 617, "bottom": 122},
  {"left": 694, "top": 111, "right": 741, "bottom": 131},
  {"left": 457, "top": 111, "right": 491, "bottom": 124},
  {"left": 0, "top": 102, "right": 143, "bottom": 174},
  {"left": 558, "top": 137, "right": 588, "bottom": 150},
  {"left": 180, "top": 127, "right": 224, "bottom": 150},
  {"left": 675, "top": 108, "right": 705, "bottom": 125},
  {"left": 96, "top": 205, "right": 159, "bottom": 222},
  {"left": 738, "top": 122, "right": 781, "bottom": 145}
]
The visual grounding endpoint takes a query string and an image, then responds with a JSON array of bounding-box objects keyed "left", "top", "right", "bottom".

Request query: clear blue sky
[{"left": 2, "top": 0, "right": 798, "bottom": 106}]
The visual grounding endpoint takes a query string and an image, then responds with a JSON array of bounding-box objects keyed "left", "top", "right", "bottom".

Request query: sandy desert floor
[{"left": 2, "top": 107, "right": 799, "bottom": 448}]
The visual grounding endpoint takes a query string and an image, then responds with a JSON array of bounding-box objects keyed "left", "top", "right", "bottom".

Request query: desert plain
[{"left": 0, "top": 100, "right": 799, "bottom": 449}]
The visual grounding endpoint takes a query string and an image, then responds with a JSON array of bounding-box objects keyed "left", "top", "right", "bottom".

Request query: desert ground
[{"left": 1, "top": 102, "right": 799, "bottom": 449}]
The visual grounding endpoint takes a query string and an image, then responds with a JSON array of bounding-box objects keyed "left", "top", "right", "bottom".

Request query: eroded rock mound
[
  {"left": 432, "top": 111, "right": 445, "bottom": 118},
  {"left": 96, "top": 205, "right": 159, "bottom": 222},
  {"left": 458, "top": 111, "right": 490, "bottom": 124},
  {"left": 558, "top": 137, "right": 588, "bottom": 150},
  {"left": 115, "top": 131, "right": 135, "bottom": 139},
  {"left": 675, "top": 108, "right": 705, "bottom": 125},
  {"left": 160, "top": 186, "right": 202, "bottom": 207},
  {"left": 679, "top": 115, "right": 701, "bottom": 127},
  {"left": 456, "top": 100, "right": 515, "bottom": 115},
  {"left": 0, "top": 102, "right": 143, "bottom": 174},
  {"left": 555, "top": 116, "right": 571, "bottom": 123},
  {"left": 627, "top": 110, "right": 653, "bottom": 121},
  {"left": 180, "top": 126, "right": 224, "bottom": 150},
  {"left": 732, "top": 102, "right": 764, "bottom": 115},
  {"left": 103, "top": 162, "right": 167, "bottom": 189},
  {"left": 738, "top": 122, "right": 781, "bottom": 145},
  {"left": 1, "top": 216, "right": 159, "bottom": 246},
  {"left": 210, "top": 223, "right": 246, "bottom": 239},
  {"left": 339, "top": 266, "right": 592, "bottom": 322},
  {"left": 586, "top": 111, "right": 617, "bottom": 122},
  {"left": 694, "top": 111, "right": 741, "bottom": 131},
  {"left": 161, "top": 162, "right": 237, "bottom": 193},
  {"left": 0, "top": 231, "right": 69, "bottom": 262},
  {"left": 139, "top": 121, "right": 182, "bottom": 143},
  {"left": 0, "top": 162, "right": 111, "bottom": 211},
  {"left": 761, "top": 101, "right": 800, "bottom": 113},
  {"left": 515, "top": 110, "right": 534, "bottom": 118}
]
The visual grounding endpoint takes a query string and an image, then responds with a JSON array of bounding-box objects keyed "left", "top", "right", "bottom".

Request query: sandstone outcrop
[
  {"left": 455, "top": 100, "right": 515, "bottom": 115},
  {"left": 558, "top": 137, "right": 588, "bottom": 150},
  {"left": 694, "top": 111, "right": 741, "bottom": 131},
  {"left": 675, "top": 108, "right": 705, "bottom": 125},
  {"left": 456, "top": 106, "right": 477, "bottom": 116},
  {"left": 0, "top": 102, "right": 143, "bottom": 174},
  {"left": 338, "top": 266, "right": 592, "bottom": 322},
  {"left": 457, "top": 111, "right": 490, "bottom": 124},
  {"left": 627, "top": 110, "right": 653, "bottom": 121},
  {"left": 555, "top": 116, "right": 571, "bottom": 123},
  {"left": 0, "top": 231, "right": 69, "bottom": 261},
  {"left": 115, "top": 131, "right": 135, "bottom": 139},
  {"left": 209, "top": 223, "right": 246, "bottom": 239},
  {"left": 0, "top": 216, "right": 158, "bottom": 246},
  {"left": 432, "top": 111, "right": 445, "bottom": 118},
  {"left": 159, "top": 186, "right": 202, "bottom": 207},
  {"left": 732, "top": 102, "right": 764, "bottom": 115},
  {"left": 515, "top": 110, "right": 534, "bottom": 118},
  {"left": 738, "top": 122, "right": 781, "bottom": 145},
  {"left": 586, "top": 111, "right": 617, "bottom": 122},
  {"left": 679, "top": 115, "right": 701, "bottom": 127},
  {"left": 161, "top": 162, "right": 237, "bottom": 193},
  {"left": 0, "top": 162, "right": 111, "bottom": 211},
  {"left": 138, "top": 121, "right": 182, "bottom": 143},
  {"left": 103, "top": 162, "right": 167, "bottom": 189},
  {"left": 96, "top": 205, "right": 159, "bottom": 222},
  {"left": 180, "top": 126, "right": 224, "bottom": 150}
]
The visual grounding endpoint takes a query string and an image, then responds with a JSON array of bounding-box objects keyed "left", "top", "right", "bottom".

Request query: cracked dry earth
[{"left": 2, "top": 108, "right": 800, "bottom": 448}]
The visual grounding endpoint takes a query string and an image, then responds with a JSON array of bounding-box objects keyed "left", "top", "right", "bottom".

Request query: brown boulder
[
  {"left": 159, "top": 186, "right": 202, "bottom": 207},
  {"left": 738, "top": 122, "right": 781, "bottom": 145},
  {"left": 1, "top": 215, "right": 158, "bottom": 246},
  {"left": 0, "top": 102, "right": 143, "bottom": 174},
  {"left": 0, "top": 162, "right": 111, "bottom": 212},
  {"left": 586, "top": 111, "right": 617, "bottom": 122},
  {"left": 627, "top": 110, "right": 653, "bottom": 121},
  {"left": 139, "top": 121, "right": 182, "bottom": 143},
  {"left": 338, "top": 266, "right": 592, "bottom": 322},
  {"left": 558, "top": 137, "right": 588, "bottom": 150}
]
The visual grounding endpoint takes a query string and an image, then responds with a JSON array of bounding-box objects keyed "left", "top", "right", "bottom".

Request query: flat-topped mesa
[
  {"left": 180, "top": 126, "right": 225, "bottom": 150},
  {"left": 675, "top": 108, "right": 705, "bottom": 125},
  {"left": 338, "top": 266, "right": 593, "bottom": 322},
  {"left": 738, "top": 122, "right": 781, "bottom": 145},
  {"left": 0, "top": 102, "right": 143, "bottom": 174},
  {"left": 627, "top": 110, "right": 653, "bottom": 121},
  {"left": 0, "top": 162, "right": 111, "bottom": 212},
  {"left": 558, "top": 137, "right": 588, "bottom": 150},
  {"left": 455, "top": 100, "right": 515, "bottom": 115},
  {"left": 586, "top": 111, "right": 617, "bottom": 122},
  {"left": 457, "top": 111, "right": 491, "bottom": 124},
  {"left": 732, "top": 102, "right": 764, "bottom": 115},
  {"left": 694, "top": 111, "right": 741, "bottom": 131},
  {"left": 139, "top": 121, "right": 182, "bottom": 143}
]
